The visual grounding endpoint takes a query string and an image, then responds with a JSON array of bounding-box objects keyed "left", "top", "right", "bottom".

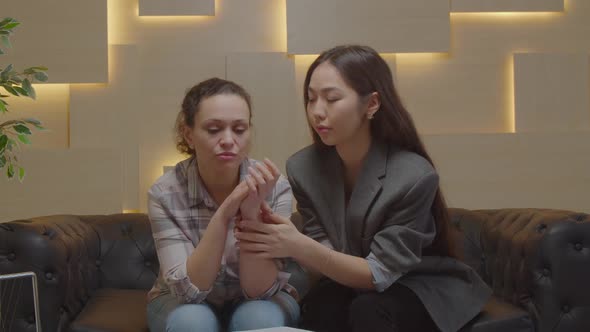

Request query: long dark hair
[{"left": 303, "top": 45, "right": 454, "bottom": 257}]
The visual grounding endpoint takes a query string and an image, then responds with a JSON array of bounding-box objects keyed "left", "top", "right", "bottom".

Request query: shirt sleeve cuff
[
  {"left": 242, "top": 259, "right": 294, "bottom": 300},
  {"left": 166, "top": 263, "right": 212, "bottom": 303},
  {"left": 366, "top": 252, "right": 403, "bottom": 292}
]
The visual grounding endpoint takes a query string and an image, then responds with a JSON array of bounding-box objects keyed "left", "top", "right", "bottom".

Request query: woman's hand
[
  {"left": 239, "top": 159, "right": 282, "bottom": 219},
  {"left": 235, "top": 204, "right": 304, "bottom": 259},
  {"left": 218, "top": 180, "right": 250, "bottom": 223}
]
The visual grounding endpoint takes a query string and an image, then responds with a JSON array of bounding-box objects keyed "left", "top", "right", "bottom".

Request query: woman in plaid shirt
[{"left": 146, "top": 78, "right": 300, "bottom": 332}]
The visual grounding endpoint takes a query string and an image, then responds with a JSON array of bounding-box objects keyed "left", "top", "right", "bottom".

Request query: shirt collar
[{"left": 187, "top": 156, "right": 252, "bottom": 209}]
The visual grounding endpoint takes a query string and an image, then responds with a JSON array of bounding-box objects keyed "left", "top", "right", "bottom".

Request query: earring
[{"left": 367, "top": 113, "right": 374, "bottom": 120}]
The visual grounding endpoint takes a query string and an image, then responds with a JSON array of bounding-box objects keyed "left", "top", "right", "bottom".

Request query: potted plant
[{"left": 0, "top": 17, "right": 48, "bottom": 181}]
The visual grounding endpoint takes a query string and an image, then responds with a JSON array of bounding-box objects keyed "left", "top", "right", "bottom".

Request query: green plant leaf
[
  {"left": 0, "top": 155, "right": 6, "bottom": 168},
  {"left": 1, "top": 64, "right": 13, "bottom": 81},
  {"left": 0, "top": 35, "right": 10, "bottom": 49},
  {"left": 0, "top": 99, "right": 6, "bottom": 113},
  {"left": 14, "top": 124, "right": 32, "bottom": 135},
  {"left": 34, "top": 72, "right": 48, "bottom": 82},
  {"left": 0, "top": 134, "right": 7, "bottom": 153},
  {"left": 24, "top": 118, "right": 44, "bottom": 129},
  {"left": 17, "top": 134, "right": 31, "bottom": 144},
  {"left": 3, "top": 22, "right": 19, "bottom": 30},
  {"left": 24, "top": 118, "right": 41, "bottom": 126},
  {"left": 6, "top": 138, "right": 14, "bottom": 151},
  {"left": 13, "top": 86, "right": 28, "bottom": 97},
  {"left": 7, "top": 163, "right": 14, "bottom": 179},
  {"left": 18, "top": 166, "right": 25, "bottom": 182},
  {"left": 30, "top": 66, "right": 48, "bottom": 71},
  {"left": 0, "top": 18, "right": 13, "bottom": 28},
  {"left": 2, "top": 85, "right": 19, "bottom": 96},
  {"left": 22, "top": 78, "right": 35, "bottom": 99}
]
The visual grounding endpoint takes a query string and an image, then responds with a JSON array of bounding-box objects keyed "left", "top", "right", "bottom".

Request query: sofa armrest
[
  {"left": 0, "top": 215, "right": 100, "bottom": 332},
  {"left": 478, "top": 209, "right": 590, "bottom": 332}
]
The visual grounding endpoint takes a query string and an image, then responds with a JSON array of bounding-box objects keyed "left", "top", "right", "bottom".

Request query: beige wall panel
[
  {"left": 0, "top": 149, "right": 123, "bottom": 222},
  {"left": 226, "top": 53, "right": 298, "bottom": 173},
  {"left": 395, "top": 54, "right": 512, "bottom": 134},
  {"left": 139, "top": 0, "right": 215, "bottom": 16},
  {"left": 108, "top": 0, "right": 286, "bottom": 52},
  {"left": 2, "top": 85, "right": 69, "bottom": 148},
  {"left": 70, "top": 46, "right": 141, "bottom": 211},
  {"left": 139, "top": 142, "right": 187, "bottom": 213},
  {"left": 137, "top": 50, "right": 225, "bottom": 212},
  {"left": 452, "top": 0, "right": 564, "bottom": 12},
  {"left": 3, "top": 0, "right": 108, "bottom": 83},
  {"left": 449, "top": 1, "right": 590, "bottom": 62},
  {"left": 425, "top": 132, "right": 590, "bottom": 213},
  {"left": 514, "top": 53, "right": 590, "bottom": 132},
  {"left": 286, "top": 0, "right": 450, "bottom": 54}
]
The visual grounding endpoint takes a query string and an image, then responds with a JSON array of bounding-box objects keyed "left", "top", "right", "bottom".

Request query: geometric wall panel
[
  {"left": 451, "top": 0, "right": 564, "bottom": 12},
  {"left": 2, "top": 0, "right": 108, "bottom": 83},
  {"left": 110, "top": 0, "right": 286, "bottom": 53},
  {"left": 514, "top": 53, "right": 590, "bottom": 132},
  {"left": 425, "top": 132, "right": 590, "bottom": 213},
  {"left": 139, "top": 0, "right": 215, "bottom": 16},
  {"left": 395, "top": 55, "right": 512, "bottom": 134},
  {"left": 70, "top": 46, "right": 141, "bottom": 211},
  {"left": 287, "top": 0, "right": 450, "bottom": 54},
  {"left": 227, "top": 53, "right": 298, "bottom": 173},
  {"left": 0, "top": 149, "right": 123, "bottom": 222}
]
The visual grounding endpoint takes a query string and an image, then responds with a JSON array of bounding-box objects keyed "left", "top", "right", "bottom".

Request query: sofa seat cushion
[
  {"left": 460, "top": 296, "right": 534, "bottom": 332},
  {"left": 69, "top": 288, "right": 149, "bottom": 332}
]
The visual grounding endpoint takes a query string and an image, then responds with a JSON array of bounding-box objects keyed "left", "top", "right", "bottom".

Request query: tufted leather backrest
[
  {"left": 449, "top": 208, "right": 590, "bottom": 332},
  {"left": 0, "top": 214, "right": 158, "bottom": 332},
  {"left": 79, "top": 214, "right": 158, "bottom": 290}
]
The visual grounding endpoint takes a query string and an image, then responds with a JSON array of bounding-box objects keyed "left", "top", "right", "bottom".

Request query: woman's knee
[
  {"left": 166, "top": 304, "right": 219, "bottom": 332},
  {"left": 228, "top": 299, "right": 287, "bottom": 331}
]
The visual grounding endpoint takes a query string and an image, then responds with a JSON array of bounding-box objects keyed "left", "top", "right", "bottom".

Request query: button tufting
[
  {"left": 542, "top": 268, "right": 550, "bottom": 277},
  {"left": 562, "top": 305, "right": 570, "bottom": 313},
  {"left": 45, "top": 272, "right": 53, "bottom": 280},
  {"left": 95, "top": 259, "right": 101, "bottom": 267},
  {"left": 7, "top": 252, "right": 16, "bottom": 261},
  {"left": 574, "top": 243, "right": 583, "bottom": 251},
  {"left": 144, "top": 261, "right": 152, "bottom": 267},
  {"left": 27, "top": 315, "right": 35, "bottom": 324}
]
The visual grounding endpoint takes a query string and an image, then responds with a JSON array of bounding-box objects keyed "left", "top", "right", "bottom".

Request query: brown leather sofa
[{"left": 1, "top": 208, "right": 589, "bottom": 332}]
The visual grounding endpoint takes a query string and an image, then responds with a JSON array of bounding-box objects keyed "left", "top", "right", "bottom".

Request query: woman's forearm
[
  {"left": 293, "top": 234, "right": 374, "bottom": 290},
  {"left": 186, "top": 212, "right": 229, "bottom": 291},
  {"left": 239, "top": 210, "right": 278, "bottom": 298}
]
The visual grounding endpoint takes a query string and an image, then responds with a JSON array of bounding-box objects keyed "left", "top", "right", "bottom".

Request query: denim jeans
[{"left": 146, "top": 290, "right": 300, "bottom": 332}]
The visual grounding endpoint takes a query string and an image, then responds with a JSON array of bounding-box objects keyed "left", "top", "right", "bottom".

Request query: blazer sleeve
[
  {"left": 369, "top": 171, "right": 438, "bottom": 274},
  {"left": 288, "top": 173, "right": 334, "bottom": 250}
]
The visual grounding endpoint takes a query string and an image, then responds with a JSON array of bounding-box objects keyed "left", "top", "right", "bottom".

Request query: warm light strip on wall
[
  {"left": 135, "top": 0, "right": 220, "bottom": 22},
  {"left": 394, "top": 53, "right": 450, "bottom": 62},
  {"left": 450, "top": 11, "right": 564, "bottom": 23},
  {"left": 505, "top": 55, "right": 516, "bottom": 133}
]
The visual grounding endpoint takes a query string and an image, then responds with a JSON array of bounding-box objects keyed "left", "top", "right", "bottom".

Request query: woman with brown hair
[
  {"left": 146, "top": 78, "right": 300, "bottom": 331},
  {"left": 235, "top": 45, "right": 491, "bottom": 332}
]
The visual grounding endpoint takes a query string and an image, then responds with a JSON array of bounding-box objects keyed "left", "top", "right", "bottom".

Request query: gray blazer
[{"left": 286, "top": 141, "right": 491, "bottom": 332}]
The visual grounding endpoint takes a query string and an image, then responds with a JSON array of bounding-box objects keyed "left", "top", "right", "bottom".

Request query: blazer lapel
[{"left": 345, "top": 141, "right": 387, "bottom": 256}]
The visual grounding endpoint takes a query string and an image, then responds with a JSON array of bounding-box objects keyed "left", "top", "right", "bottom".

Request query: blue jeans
[{"left": 146, "top": 291, "right": 300, "bottom": 332}]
